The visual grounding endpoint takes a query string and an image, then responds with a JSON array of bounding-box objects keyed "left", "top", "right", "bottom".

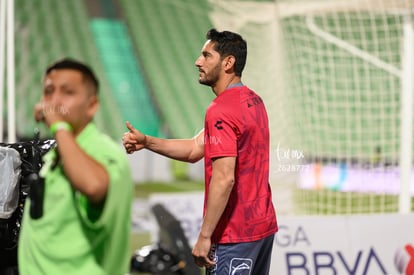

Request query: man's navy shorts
[{"left": 206, "top": 234, "right": 275, "bottom": 275}]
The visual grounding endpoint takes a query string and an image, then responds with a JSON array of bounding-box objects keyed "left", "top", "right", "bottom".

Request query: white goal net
[{"left": 208, "top": 0, "right": 414, "bottom": 215}]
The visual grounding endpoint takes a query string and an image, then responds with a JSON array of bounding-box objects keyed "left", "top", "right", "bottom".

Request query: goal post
[
  {"left": 0, "top": 0, "right": 16, "bottom": 143},
  {"left": 278, "top": 0, "right": 414, "bottom": 215},
  {"left": 207, "top": 0, "right": 414, "bottom": 215},
  {"left": 399, "top": 13, "right": 414, "bottom": 213}
]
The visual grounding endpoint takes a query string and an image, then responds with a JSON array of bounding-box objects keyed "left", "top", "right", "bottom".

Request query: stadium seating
[
  {"left": 120, "top": 0, "right": 215, "bottom": 138},
  {"left": 13, "top": 0, "right": 216, "bottom": 139},
  {"left": 14, "top": 0, "right": 124, "bottom": 139},
  {"left": 90, "top": 18, "right": 161, "bottom": 136}
]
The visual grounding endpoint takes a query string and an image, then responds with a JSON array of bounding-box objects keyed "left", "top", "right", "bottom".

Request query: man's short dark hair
[
  {"left": 206, "top": 28, "right": 247, "bottom": 77},
  {"left": 45, "top": 58, "right": 99, "bottom": 94}
]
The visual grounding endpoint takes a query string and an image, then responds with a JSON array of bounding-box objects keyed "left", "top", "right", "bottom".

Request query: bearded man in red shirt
[{"left": 123, "top": 28, "right": 278, "bottom": 275}]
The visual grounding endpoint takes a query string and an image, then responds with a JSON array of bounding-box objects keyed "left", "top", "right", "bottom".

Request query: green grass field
[{"left": 133, "top": 180, "right": 204, "bottom": 199}]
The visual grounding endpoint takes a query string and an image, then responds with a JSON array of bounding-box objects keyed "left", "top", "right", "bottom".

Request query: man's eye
[
  {"left": 64, "top": 89, "right": 74, "bottom": 95},
  {"left": 43, "top": 89, "right": 53, "bottom": 96}
]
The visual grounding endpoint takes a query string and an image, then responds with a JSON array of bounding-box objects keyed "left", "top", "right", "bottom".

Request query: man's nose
[
  {"left": 49, "top": 91, "right": 62, "bottom": 105},
  {"left": 195, "top": 56, "right": 202, "bottom": 67}
]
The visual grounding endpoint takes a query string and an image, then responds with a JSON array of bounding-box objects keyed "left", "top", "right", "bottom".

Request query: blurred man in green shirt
[{"left": 18, "top": 58, "right": 133, "bottom": 275}]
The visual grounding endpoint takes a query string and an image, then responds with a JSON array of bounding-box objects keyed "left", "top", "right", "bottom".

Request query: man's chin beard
[{"left": 198, "top": 78, "right": 214, "bottom": 87}]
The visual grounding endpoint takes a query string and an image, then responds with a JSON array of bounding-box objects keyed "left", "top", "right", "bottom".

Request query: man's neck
[{"left": 212, "top": 76, "right": 242, "bottom": 96}]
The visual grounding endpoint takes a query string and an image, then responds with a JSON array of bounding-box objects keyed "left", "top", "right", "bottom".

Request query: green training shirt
[{"left": 18, "top": 123, "right": 133, "bottom": 275}]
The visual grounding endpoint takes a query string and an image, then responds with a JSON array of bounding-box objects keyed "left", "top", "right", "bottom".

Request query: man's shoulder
[{"left": 80, "top": 125, "right": 127, "bottom": 163}]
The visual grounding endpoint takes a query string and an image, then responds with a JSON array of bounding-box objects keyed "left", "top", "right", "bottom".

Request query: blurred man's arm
[{"left": 54, "top": 129, "right": 109, "bottom": 204}]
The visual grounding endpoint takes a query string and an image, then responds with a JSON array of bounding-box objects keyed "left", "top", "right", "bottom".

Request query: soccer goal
[
  {"left": 0, "top": 0, "right": 16, "bottom": 143},
  {"left": 208, "top": 0, "right": 414, "bottom": 215}
]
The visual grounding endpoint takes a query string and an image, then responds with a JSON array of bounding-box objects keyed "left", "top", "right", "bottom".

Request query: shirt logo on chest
[{"left": 214, "top": 120, "right": 223, "bottom": 130}]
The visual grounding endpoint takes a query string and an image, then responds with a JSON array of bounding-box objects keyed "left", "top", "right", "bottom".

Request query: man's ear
[
  {"left": 87, "top": 95, "right": 99, "bottom": 117},
  {"left": 223, "top": 55, "right": 236, "bottom": 71}
]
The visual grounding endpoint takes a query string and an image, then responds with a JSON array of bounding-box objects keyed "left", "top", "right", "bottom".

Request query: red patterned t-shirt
[{"left": 204, "top": 85, "right": 278, "bottom": 244}]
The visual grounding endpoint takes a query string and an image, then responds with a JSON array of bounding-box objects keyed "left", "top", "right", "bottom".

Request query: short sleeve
[{"left": 205, "top": 115, "right": 238, "bottom": 159}]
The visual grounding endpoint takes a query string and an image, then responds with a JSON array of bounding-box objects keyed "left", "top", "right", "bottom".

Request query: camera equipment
[
  {"left": 130, "top": 203, "right": 200, "bottom": 275},
  {"left": 0, "top": 133, "right": 55, "bottom": 275}
]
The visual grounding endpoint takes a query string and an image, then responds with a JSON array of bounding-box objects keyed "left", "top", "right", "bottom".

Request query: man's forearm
[
  {"left": 199, "top": 156, "right": 236, "bottom": 238},
  {"left": 145, "top": 132, "right": 204, "bottom": 163},
  {"left": 199, "top": 177, "right": 234, "bottom": 239}
]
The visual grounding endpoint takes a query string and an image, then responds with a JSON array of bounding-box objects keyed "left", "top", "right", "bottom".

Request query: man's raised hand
[{"left": 122, "top": 121, "right": 147, "bottom": 154}]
